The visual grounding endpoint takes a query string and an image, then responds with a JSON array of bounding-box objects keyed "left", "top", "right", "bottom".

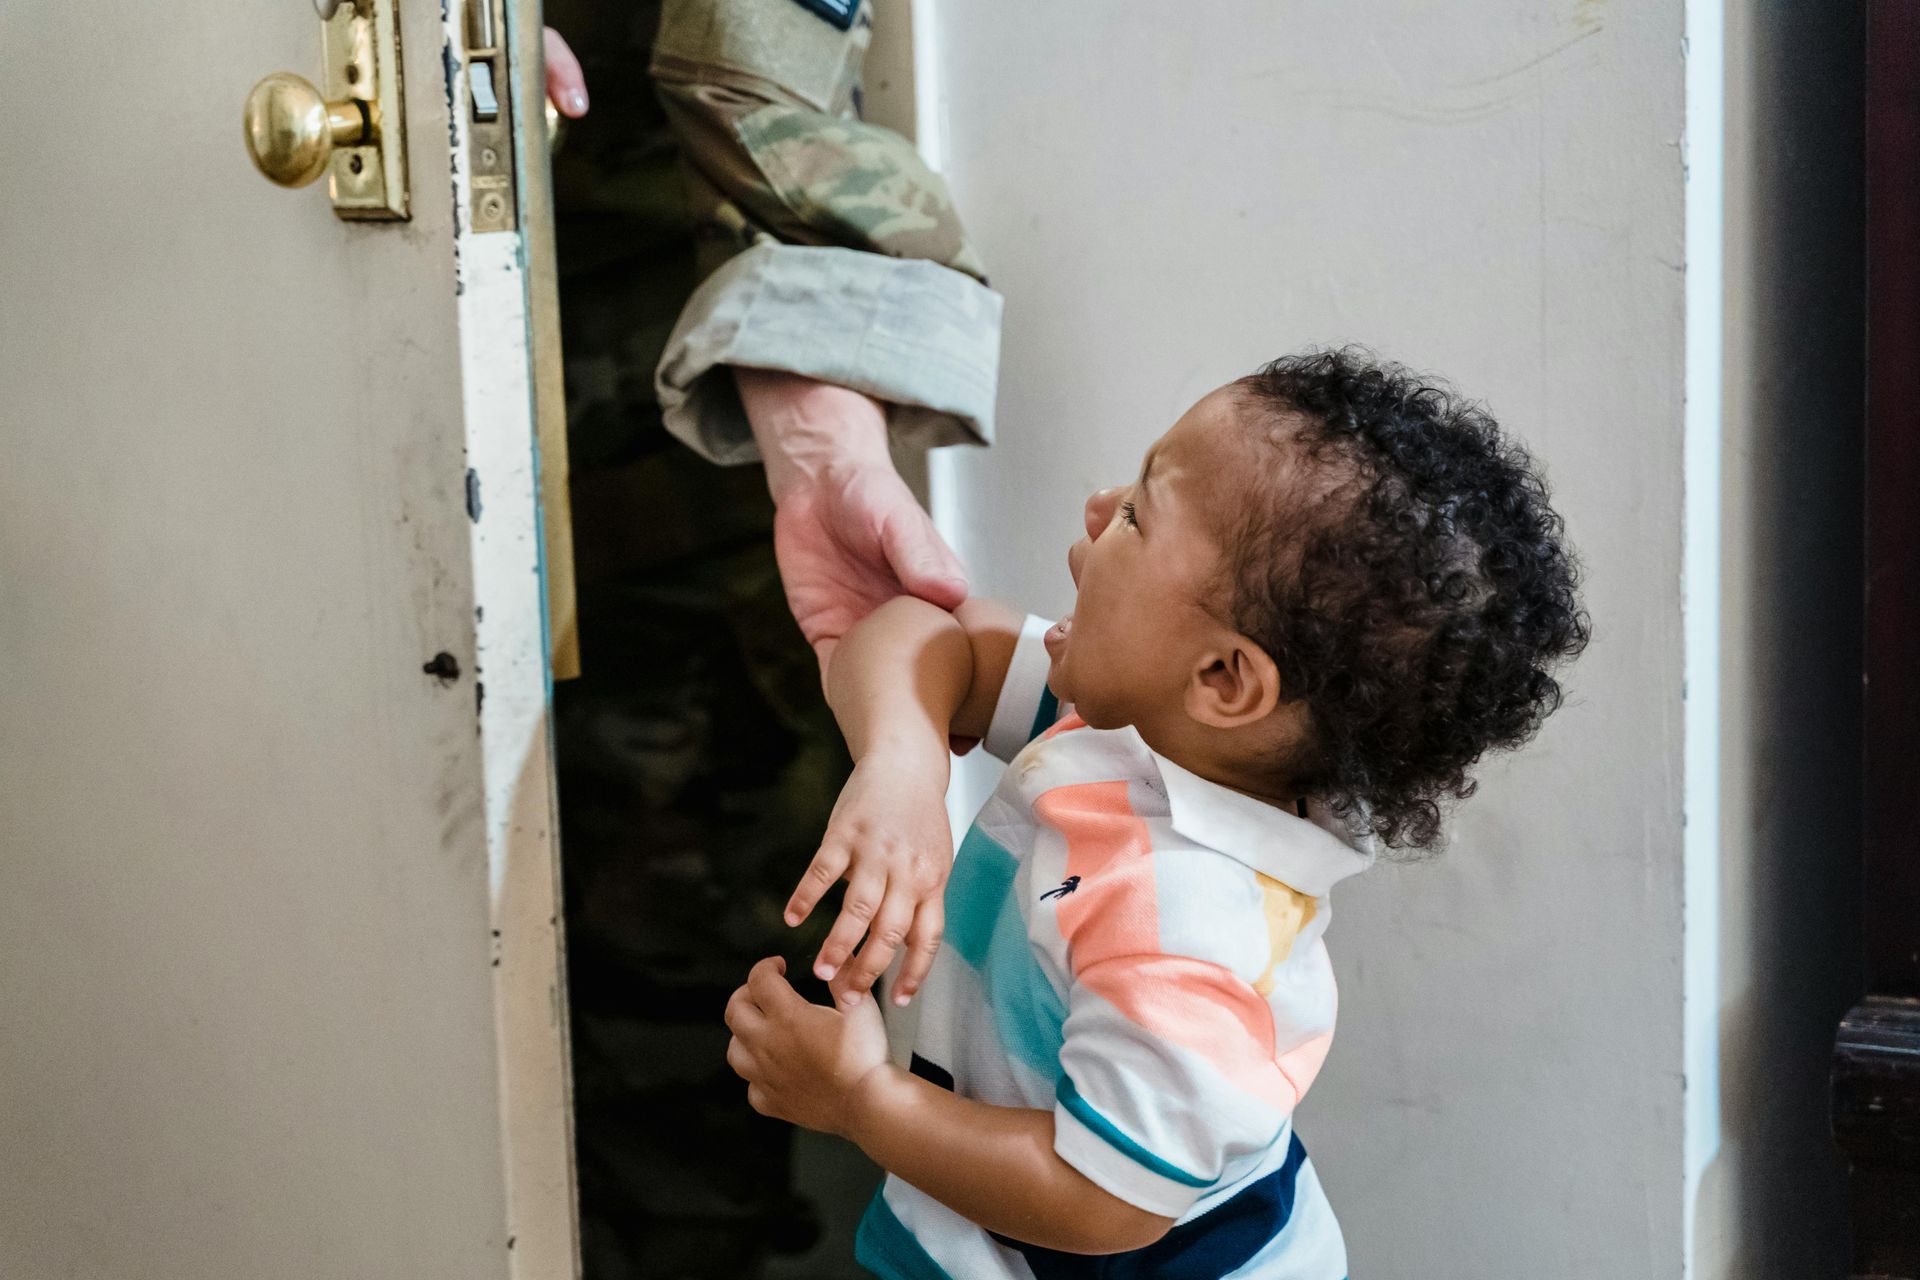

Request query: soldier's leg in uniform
[
  {"left": 555, "top": 476, "right": 848, "bottom": 1279},
  {"left": 544, "top": 2, "right": 860, "bottom": 1275}
]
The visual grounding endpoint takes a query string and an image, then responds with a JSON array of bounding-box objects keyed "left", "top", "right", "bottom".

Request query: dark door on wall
[{"left": 1833, "top": 4, "right": 1920, "bottom": 1275}]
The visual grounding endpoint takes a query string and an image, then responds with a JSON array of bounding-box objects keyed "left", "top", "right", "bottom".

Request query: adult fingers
[
  {"left": 542, "top": 28, "right": 589, "bottom": 117},
  {"left": 839, "top": 885, "right": 916, "bottom": 1004},
  {"left": 892, "top": 899, "right": 945, "bottom": 1005},
  {"left": 785, "top": 840, "right": 851, "bottom": 928},
  {"left": 746, "top": 1084, "right": 775, "bottom": 1117},
  {"left": 880, "top": 497, "right": 968, "bottom": 612}
]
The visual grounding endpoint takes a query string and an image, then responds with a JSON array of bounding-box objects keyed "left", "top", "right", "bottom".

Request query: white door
[{"left": 0, "top": 2, "right": 577, "bottom": 1277}]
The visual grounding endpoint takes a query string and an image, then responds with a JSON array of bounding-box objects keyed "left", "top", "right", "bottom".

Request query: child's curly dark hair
[{"left": 1227, "top": 348, "right": 1590, "bottom": 851}]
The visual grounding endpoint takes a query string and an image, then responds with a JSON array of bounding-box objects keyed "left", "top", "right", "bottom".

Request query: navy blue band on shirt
[
  {"left": 996, "top": 1134, "right": 1310, "bottom": 1280},
  {"left": 909, "top": 1053, "right": 955, "bottom": 1092}
]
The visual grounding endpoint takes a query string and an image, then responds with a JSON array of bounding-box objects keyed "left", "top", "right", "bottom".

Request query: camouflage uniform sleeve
[{"left": 649, "top": 0, "right": 1002, "bottom": 464}]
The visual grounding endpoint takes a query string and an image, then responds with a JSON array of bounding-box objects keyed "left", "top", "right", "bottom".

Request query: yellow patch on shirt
[{"left": 1251, "top": 875, "right": 1317, "bottom": 997}]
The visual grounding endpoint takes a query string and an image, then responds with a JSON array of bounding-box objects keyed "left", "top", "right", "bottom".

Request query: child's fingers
[
  {"left": 785, "top": 841, "right": 851, "bottom": 927},
  {"left": 891, "top": 900, "right": 945, "bottom": 1005},
  {"left": 722, "top": 985, "right": 765, "bottom": 1038},
  {"left": 814, "top": 868, "right": 885, "bottom": 981},
  {"left": 825, "top": 966, "right": 865, "bottom": 1009},
  {"left": 839, "top": 887, "right": 915, "bottom": 1004},
  {"left": 724, "top": 1037, "right": 759, "bottom": 1080},
  {"left": 746, "top": 955, "right": 799, "bottom": 1013}
]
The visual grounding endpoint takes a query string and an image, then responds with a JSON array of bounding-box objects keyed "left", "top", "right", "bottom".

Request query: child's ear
[{"left": 1186, "top": 636, "right": 1282, "bottom": 729}]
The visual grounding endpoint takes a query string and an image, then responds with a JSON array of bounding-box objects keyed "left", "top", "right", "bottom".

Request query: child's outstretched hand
[
  {"left": 785, "top": 748, "right": 951, "bottom": 1007},
  {"left": 725, "top": 956, "right": 892, "bottom": 1137}
]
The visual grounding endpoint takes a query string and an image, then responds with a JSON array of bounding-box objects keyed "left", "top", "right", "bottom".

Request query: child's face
[{"left": 1045, "top": 386, "right": 1258, "bottom": 733}]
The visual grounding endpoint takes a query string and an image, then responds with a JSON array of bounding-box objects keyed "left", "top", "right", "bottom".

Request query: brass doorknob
[{"left": 243, "top": 72, "right": 376, "bottom": 188}]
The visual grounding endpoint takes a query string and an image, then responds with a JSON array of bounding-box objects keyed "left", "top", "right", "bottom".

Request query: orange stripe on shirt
[
  {"left": 1034, "top": 781, "right": 1297, "bottom": 1114},
  {"left": 1034, "top": 781, "right": 1158, "bottom": 967},
  {"left": 1276, "top": 1030, "right": 1333, "bottom": 1099},
  {"left": 1082, "top": 953, "right": 1298, "bottom": 1113}
]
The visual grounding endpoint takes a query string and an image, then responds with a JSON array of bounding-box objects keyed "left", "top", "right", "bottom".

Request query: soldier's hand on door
[
  {"left": 786, "top": 749, "right": 952, "bottom": 1009},
  {"left": 543, "top": 27, "right": 588, "bottom": 118}
]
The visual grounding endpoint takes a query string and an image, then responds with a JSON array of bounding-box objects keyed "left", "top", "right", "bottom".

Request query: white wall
[{"left": 930, "top": 3, "right": 1692, "bottom": 1275}]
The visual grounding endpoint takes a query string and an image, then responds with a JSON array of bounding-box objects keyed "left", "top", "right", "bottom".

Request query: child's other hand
[
  {"left": 785, "top": 749, "right": 951, "bottom": 1007},
  {"left": 725, "top": 956, "right": 892, "bottom": 1138}
]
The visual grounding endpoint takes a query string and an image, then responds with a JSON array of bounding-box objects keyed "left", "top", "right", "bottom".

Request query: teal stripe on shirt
[
  {"left": 942, "top": 826, "right": 1068, "bottom": 1080},
  {"left": 1028, "top": 686, "right": 1061, "bottom": 743},
  {"left": 944, "top": 826, "right": 1019, "bottom": 969},
  {"left": 855, "top": 1189, "right": 956, "bottom": 1280},
  {"left": 1056, "top": 1075, "right": 1216, "bottom": 1188}
]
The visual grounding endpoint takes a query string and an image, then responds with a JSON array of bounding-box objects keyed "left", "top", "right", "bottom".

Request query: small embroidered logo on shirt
[{"left": 1039, "top": 876, "right": 1080, "bottom": 901}]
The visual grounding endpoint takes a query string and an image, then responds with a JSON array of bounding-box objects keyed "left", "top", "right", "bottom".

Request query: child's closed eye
[{"left": 1119, "top": 501, "right": 1139, "bottom": 528}]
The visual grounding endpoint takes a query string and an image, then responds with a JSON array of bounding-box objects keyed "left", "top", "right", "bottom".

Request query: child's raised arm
[{"left": 786, "top": 595, "right": 1025, "bottom": 1005}]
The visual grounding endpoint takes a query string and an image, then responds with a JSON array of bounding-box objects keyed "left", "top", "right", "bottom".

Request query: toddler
[{"left": 724, "top": 349, "right": 1588, "bottom": 1277}]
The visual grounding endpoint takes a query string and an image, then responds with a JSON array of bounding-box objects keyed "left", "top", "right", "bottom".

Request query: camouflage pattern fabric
[
  {"left": 647, "top": 0, "right": 1001, "bottom": 465},
  {"left": 650, "top": 11, "right": 984, "bottom": 280},
  {"left": 543, "top": 1, "right": 988, "bottom": 1275}
]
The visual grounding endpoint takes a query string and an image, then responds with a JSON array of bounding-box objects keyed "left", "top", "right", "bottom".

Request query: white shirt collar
[{"left": 1145, "top": 746, "right": 1376, "bottom": 897}]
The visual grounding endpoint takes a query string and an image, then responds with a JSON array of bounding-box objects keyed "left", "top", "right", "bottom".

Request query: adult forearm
[
  {"left": 734, "top": 368, "right": 891, "bottom": 503},
  {"left": 848, "top": 1067, "right": 1172, "bottom": 1254}
]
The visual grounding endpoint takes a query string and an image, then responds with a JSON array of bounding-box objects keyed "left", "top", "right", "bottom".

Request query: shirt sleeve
[
  {"left": 654, "top": 242, "right": 1002, "bottom": 465},
  {"left": 982, "top": 615, "right": 1065, "bottom": 763},
  {"left": 1051, "top": 953, "right": 1302, "bottom": 1219},
  {"left": 647, "top": 0, "right": 1002, "bottom": 465}
]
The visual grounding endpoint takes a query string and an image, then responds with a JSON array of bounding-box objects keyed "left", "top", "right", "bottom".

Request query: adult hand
[
  {"left": 543, "top": 27, "right": 589, "bottom": 118},
  {"left": 735, "top": 370, "right": 969, "bottom": 669},
  {"left": 773, "top": 468, "right": 969, "bottom": 670}
]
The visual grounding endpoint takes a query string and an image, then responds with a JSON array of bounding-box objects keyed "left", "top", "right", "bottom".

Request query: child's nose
[{"left": 1084, "top": 487, "right": 1121, "bottom": 539}]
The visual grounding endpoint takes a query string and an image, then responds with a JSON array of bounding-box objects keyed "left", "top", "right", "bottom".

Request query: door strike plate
[{"left": 462, "top": 0, "right": 518, "bottom": 234}]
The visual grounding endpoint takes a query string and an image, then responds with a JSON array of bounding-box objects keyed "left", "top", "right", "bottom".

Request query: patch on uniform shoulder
[{"left": 788, "top": 0, "right": 858, "bottom": 30}]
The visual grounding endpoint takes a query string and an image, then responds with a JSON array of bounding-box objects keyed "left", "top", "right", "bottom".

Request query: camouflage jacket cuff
[{"left": 655, "top": 242, "right": 1003, "bottom": 465}]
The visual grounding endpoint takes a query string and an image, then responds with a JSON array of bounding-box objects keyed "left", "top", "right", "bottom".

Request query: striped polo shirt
[{"left": 856, "top": 616, "right": 1372, "bottom": 1280}]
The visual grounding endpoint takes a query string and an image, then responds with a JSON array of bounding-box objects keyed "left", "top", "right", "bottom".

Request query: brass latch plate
[{"left": 324, "top": 0, "right": 408, "bottom": 220}]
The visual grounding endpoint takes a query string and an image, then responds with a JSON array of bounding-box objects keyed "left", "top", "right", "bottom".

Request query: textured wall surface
[{"left": 932, "top": 3, "right": 1689, "bottom": 1275}]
